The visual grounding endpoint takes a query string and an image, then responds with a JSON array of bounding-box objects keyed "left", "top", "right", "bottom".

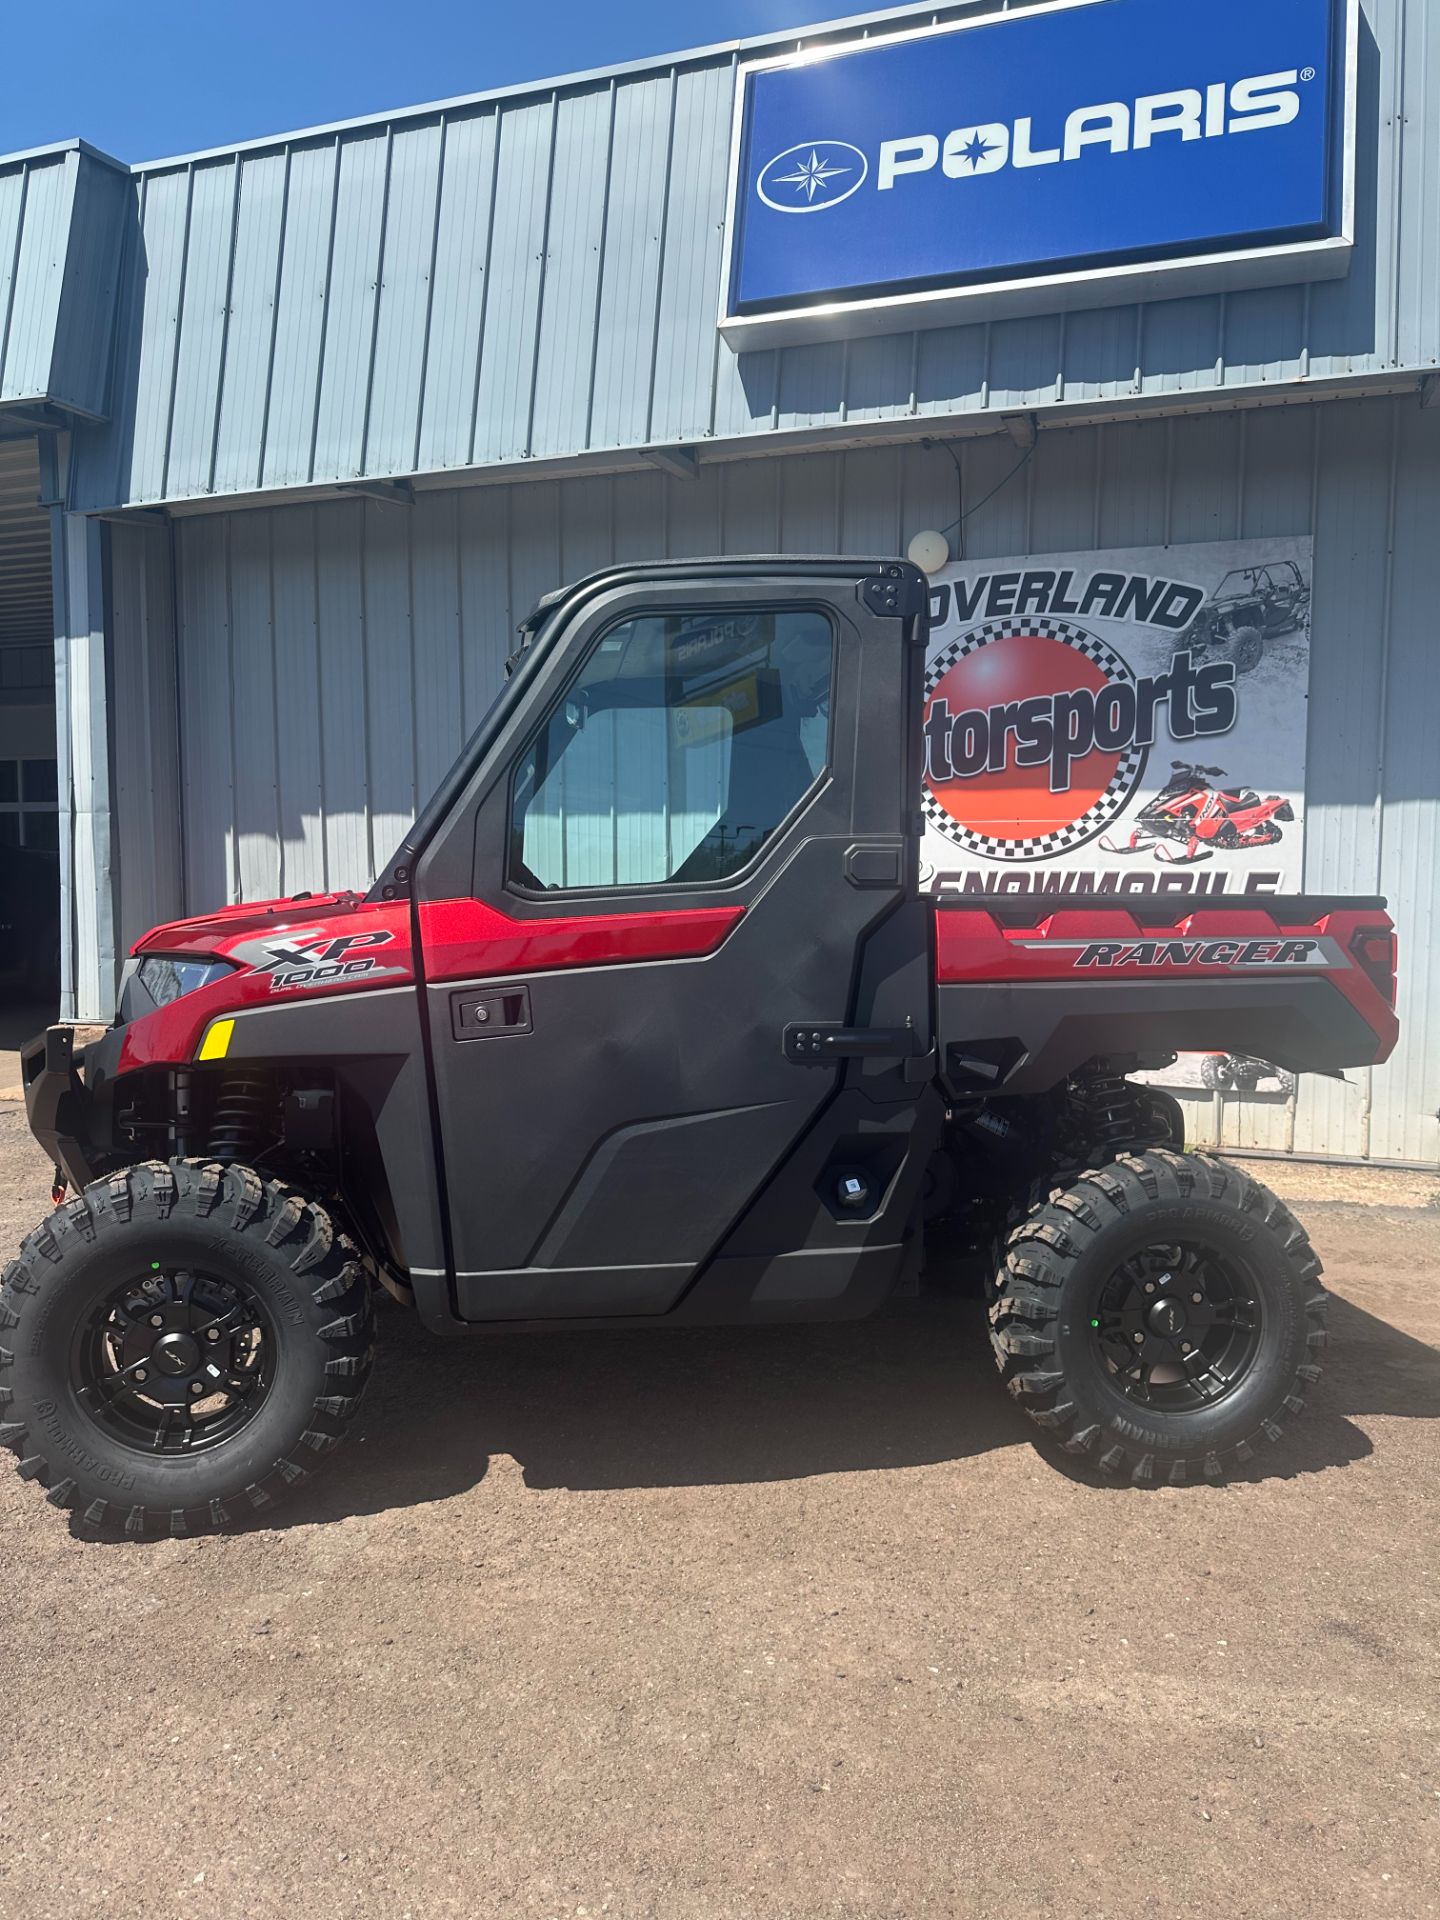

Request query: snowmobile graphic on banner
[{"left": 921, "top": 538, "right": 1312, "bottom": 898}]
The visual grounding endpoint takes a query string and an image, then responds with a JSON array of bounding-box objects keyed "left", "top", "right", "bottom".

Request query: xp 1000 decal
[
  {"left": 921, "top": 538, "right": 1312, "bottom": 899},
  {"left": 226, "top": 928, "right": 408, "bottom": 993}
]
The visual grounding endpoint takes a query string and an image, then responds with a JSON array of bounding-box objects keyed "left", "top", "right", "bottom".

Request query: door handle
[
  {"left": 784, "top": 1023, "right": 919, "bottom": 1064},
  {"left": 451, "top": 984, "right": 532, "bottom": 1041}
]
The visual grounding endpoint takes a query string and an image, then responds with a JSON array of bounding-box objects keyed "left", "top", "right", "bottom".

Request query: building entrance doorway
[{"left": 0, "top": 433, "right": 59, "bottom": 1044}]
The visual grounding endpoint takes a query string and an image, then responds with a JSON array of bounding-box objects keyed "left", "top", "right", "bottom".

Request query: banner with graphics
[{"left": 921, "top": 538, "right": 1313, "bottom": 900}]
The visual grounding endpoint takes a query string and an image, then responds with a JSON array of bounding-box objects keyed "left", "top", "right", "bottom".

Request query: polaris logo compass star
[
  {"left": 754, "top": 68, "right": 1308, "bottom": 212},
  {"left": 756, "top": 140, "right": 869, "bottom": 212}
]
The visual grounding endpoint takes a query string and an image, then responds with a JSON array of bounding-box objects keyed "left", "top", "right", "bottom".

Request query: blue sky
[{"left": 4, "top": 0, "right": 876, "bottom": 163}]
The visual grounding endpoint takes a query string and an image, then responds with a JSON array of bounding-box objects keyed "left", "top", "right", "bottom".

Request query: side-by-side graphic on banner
[{"left": 921, "top": 538, "right": 1313, "bottom": 898}]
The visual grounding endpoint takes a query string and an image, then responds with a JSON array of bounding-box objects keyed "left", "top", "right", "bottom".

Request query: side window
[{"left": 509, "top": 607, "right": 833, "bottom": 891}]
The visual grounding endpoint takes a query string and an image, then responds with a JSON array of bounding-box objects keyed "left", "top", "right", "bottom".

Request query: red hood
[{"left": 133, "top": 892, "right": 371, "bottom": 956}]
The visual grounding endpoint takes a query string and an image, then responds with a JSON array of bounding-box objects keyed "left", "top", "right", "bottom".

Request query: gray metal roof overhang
[
  {"left": 0, "top": 0, "right": 1432, "bottom": 520},
  {"left": 0, "top": 141, "right": 130, "bottom": 427}
]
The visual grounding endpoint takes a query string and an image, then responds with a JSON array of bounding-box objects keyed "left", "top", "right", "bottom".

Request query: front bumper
[{"left": 21, "top": 1026, "right": 97, "bottom": 1189}]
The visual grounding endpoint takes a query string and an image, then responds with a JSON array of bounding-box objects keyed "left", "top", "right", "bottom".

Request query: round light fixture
[{"left": 907, "top": 529, "right": 951, "bottom": 576}]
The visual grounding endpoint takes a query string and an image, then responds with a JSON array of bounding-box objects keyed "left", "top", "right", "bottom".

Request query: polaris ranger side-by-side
[{"left": 5, "top": 560, "right": 1398, "bottom": 1535}]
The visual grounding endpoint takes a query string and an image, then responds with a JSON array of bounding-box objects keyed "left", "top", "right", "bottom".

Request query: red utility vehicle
[{"left": 4, "top": 560, "right": 1397, "bottom": 1534}]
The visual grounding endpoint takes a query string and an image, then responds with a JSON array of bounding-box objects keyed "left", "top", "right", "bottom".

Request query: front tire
[
  {"left": 990, "top": 1151, "right": 1326, "bottom": 1485},
  {"left": 1222, "top": 625, "right": 1265, "bottom": 673},
  {"left": 0, "top": 1161, "right": 374, "bottom": 1536},
  {"left": 1199, "top": 1053, "right": 1231, "bottom": 1092}
]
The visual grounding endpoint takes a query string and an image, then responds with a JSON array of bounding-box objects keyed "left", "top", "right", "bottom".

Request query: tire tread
[
  {"left": 0, "top": 1159, "right": 375, "bottom": 1536},
  {"left": 989, "top": 1148, "right": 1326, "bottom": 1486}
]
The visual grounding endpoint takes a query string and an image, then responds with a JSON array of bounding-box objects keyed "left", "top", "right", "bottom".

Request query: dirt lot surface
[{"left": 0, "top": 1102, "right": 1435, "bottom": 1919}]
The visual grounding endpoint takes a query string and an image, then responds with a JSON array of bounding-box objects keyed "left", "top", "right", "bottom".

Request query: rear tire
[
  {"left": 0, "top": 1161, "right": 374, "bottom": 1536},
  {"left": 990, "top": 1150, "right": 1326, "bottom": 1485}
]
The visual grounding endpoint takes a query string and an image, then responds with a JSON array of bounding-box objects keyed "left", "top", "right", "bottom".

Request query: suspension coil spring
[
  {"left": 207, "top": 1072, "right": 277, "bottom": 1163},
  {"left": 1069, "top": 1066, "right": 1146, "bottom": 1150}
]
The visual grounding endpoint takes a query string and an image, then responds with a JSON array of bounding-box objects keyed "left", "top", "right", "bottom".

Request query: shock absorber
[
  {"left": 207, "top": 1072, "right": 279, "bottom": 1163},
  {"left": 1068, "top": 1063, "right": 1147, "bottom": 1153}
]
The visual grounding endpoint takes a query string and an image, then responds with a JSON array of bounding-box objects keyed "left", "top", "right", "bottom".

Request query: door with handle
[{"left": 410, "top": 562, "right": 934, "bottom": 1323}]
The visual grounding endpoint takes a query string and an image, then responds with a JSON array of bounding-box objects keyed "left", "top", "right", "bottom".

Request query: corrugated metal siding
[
  {"left": 0, "top": 146, "right": 127, "bottom": 418},
  {"left": 70, "top": 0, "right": 1440, "bottom": 512},
  {"left": 108, "top": 518, "right": 182, "bottom": 954},
  {"left": 155, "top": 390, "right": 1438, "bottom": 1164}
]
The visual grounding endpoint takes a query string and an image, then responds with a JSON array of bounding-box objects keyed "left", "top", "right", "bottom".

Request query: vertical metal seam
[
  {"left": 522, "top": 92, "right": 562, "bottom": 459},
  {"left": 1386, "top": 0, "right": 1408, "bottom": 369},
  {"left": 583, "top": 80, "right": 620, "bottom": 451},
  {"left": 1299, "top": 397, "right": 1324, "bottom": 904},
  {"left": 643, "top": 70, "right": 682, "bottom": 446},
  {"left": 501, "top": 484, "right": 514, "bottom": 681},
  {"left": 1055, "top": 311, "right": 1067, "bottom": 404},
  {"left": 1091, "top": 421, "right": 1105, "bottom": 547},
  {"left": 358, "top": 124, "right": 397, "bottom": 477},
  {"left": 466, "top": 109, "right": 505, "bottom": 466},
  {"left": 158, "top": 165, "right": 198, "bottom": 501},
  {"left": 411, "top": 114, "right": 451, "bottom": 475},
  {"left": 254, "top": 145, "right": 293, "bottom": 491},
  {"left": 405, "top": 499, "right": 420, "bottom": 824},
  {"left": 264, "top": 512, "right": 283, "bottom": 894},
  {"left": 452, "top": 488, "right": 466, "bottom": 738},
  {"left": 357, "top": 500, "right": 376, "bottom": 877},
  {"left": 163, "top": 514, "right": 190, "bottom": 913},
  {"left": 0, "top": 163, "right": 31, "bottom": 395},
  {"left": 306, "top": 135, "right": 345, "bottom": 486},
  {"left": 205, "top": 154, "right": 245, "bottom": 497},
  {"left": 1360, "top": 394, "right": 1403, "bottom": 1156},
  {"left": 1370, "top": 393, "right": 1402, "bottom": 897},
  {"left": 1235, "top": 406, "right": 1248, "bottom": 536},
  {"left": 707, "top": 52, "right": 741, "bottom": 443},
  {"left": 309, "top": 507, "right": 328, "bottom": 891},
  {"left": 1162, "top": 414, "right": 1175, "bottom": 544},
  {"left": 221, "top": 514, "right": 240, "bottom": 899}
]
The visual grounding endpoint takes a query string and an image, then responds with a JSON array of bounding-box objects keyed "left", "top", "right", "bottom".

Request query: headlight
[{"left": 135, "top": 955, "right": 236, "bottom": 1007}]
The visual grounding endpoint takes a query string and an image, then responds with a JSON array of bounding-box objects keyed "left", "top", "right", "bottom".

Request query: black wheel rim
[
  {"left": 1089, "top": 1241, "right": 1263, "bottom": 1413},
  {"left": 71, "top": 1266, "right": 275, "bottom": 1456}
]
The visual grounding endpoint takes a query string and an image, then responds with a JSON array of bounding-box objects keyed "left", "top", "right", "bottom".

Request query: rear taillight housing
[{"left": 1350, "top": 927, "right": 1397, "bottom": 1007}]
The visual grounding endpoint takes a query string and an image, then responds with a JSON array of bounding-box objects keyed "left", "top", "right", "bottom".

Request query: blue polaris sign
[{"left": 724, "top": 0, "right": 1351, "bottom": 337}]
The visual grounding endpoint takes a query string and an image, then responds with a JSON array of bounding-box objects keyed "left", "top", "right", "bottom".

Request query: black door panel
[{"left": 412, "top": 563, "right": 931, "bottom": 1324}]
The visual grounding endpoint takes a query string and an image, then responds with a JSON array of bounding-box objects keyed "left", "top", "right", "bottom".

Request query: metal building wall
[
  {"left": 71, "top": 0, "right": 1440, "bottom": 515},
  {"left": 156, "top": 389, "right": 1437, "bottom": 1165},
  {"left": 109, "top": 517, "right": 182, "bottom": 955}
]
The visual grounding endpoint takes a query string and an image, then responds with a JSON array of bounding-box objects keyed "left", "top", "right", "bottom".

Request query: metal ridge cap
[{"left": 0, "top": 136, "right": 130, "bottom": 174}]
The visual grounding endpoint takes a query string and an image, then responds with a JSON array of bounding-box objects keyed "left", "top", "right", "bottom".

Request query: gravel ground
[{"left": 0, "top": 1100, "right": 1435, "bottom": 1920}]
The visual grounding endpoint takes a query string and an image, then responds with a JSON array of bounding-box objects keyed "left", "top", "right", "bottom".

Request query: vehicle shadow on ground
[{"left": 249, "top": 1285, "right": 1440, "bottom": 1532}]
